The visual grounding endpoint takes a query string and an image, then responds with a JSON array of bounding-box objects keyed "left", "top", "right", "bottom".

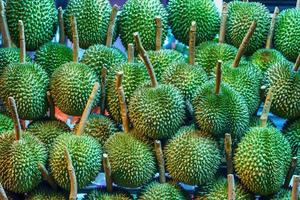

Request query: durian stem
[
  {"left": 47, "top": 91, "right": 55, "bottom": 120},
  {"left": 0, "top": 182, "right": 8, "bottom": 200},
  {"left": 219, "top": 3, "right": 228, "bottom": 44},
  {"left": 260, "top": 87, "right": 273, "bottom": 127},
  {"left": 70, "top": 15, "right": 79, "bottom": 63},
  {"left": 18, "top": 20, "right": 26, "bottom": 64},
  {"left": 284, "top": 157, "right": 298, "bottom": 189},
  {"left": 0, "top": 1, "right": 12, "bottom": 48},
  {"left": 127, "top": 43, "right": 134, "bottom": 63},
  {"left": 293, "top": 54, "right": 300, "bottom": 72},
  {"left": 76, "top": 82, "right": 100, "bottom": 136},
  {"left": 215, "top": 60, "right": 222, "bottom": 95},
  {"left": 103, "top": 153, "right": 113, "bottom": 193},
  {"left": 227, "top": 174, "right": 236, "bottom": 200},
  {"left": 106, "top": 5, "right": 119, "bottom": 48},
  {"left": 38, "top": 163, "right": 58, "bottom": 190},
  {"left": 8, "top": 97, "right": 21, "bottom": 141},
  {"left": 58, "top": 7, "right": 66, "bottom": 44},
  {"left": 100, "top": 67, "right": 107, "bottom": 115},
  {"left": 225, "top": 133, "right": 233, "bottom": 175},
  {"left": 291, "top": 175, "right": 300, "bottom": 200},
  {"left": 65, "top": 148, "right": 77, "bottom": 200},
  {"left": 155, "top": 16, "right": 162, "bottom": 51},
  {"left": 265, "top": 7, "right": 279, "bottom": 49},
  {"left": 134, "top": 32, "right": 158, "bottom": 88},
  {"left": 154, "top": 140, "right": 166, "bottom": 183},
  {"left": 116, "top": 71, "right": 123, "bottom": 90},
  {"left": 189, "top": 21, "right": 196, "bottom": 65},
  {"left": 297, "top": 0, "right": 300, "bottom": 9},
  {"left": 243, "top": 0, "right": 248, "bottom": 2},
  {"left": 232, "top": 21, "right": 256, "bottom": 68}
]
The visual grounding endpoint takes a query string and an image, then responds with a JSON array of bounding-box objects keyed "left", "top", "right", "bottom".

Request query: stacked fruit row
[{"left": 0, "top": 0, "right": 299, "bottom": 199}]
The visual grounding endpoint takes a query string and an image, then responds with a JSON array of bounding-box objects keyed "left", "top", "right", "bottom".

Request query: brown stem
[
  {"left": 8, "top": 97, "right": 21, "bottom": 140},
  {"left": 215, "top": 60, "right": 222, "bottom": 95},
  {"left": 38, "top": 163, "right": 58, "bottom": 190},
  {"left": 133, "top": 32, "right": 158, "bottom": 88},
  {"left": 115, "top": 71, "right": 123, "bottom": 90},
  {"left": 227, "top": 174, "right": 236, "bottom": 200},
  {"left": 155, "top": 140, "right": 166, "bottom": 183},
  {"left": 70, "top": 15, "right": 79, "bottom": 63},
  {"left": 76, "top": 82, "right": 100, "bottom": 136},
  {"left": 265, "top": 7, "right": 279, "bottom": 49},
  {"left": 291, "top": 175, "right": 300, "bottom": 200},
  {"left": 260, "top": 87, "right": 273, "bottom": 127},
  {"left": 0, "top": 1, "right": 11, "bottom": 48},
  {"left": 189, "top": 21, "right": 196, "bottom": 65},
  {"left": 58, "top": 7, "right": 66, "bottom": 44},
  {"left": 47, "top": 91, "right": 55, "bottom": 120},
  {"left": 232, "top": 21, "right": 257, "bottom": 68},
  {"left": 64, "top": 148, "right": 77, "bottom": 200},
  {"left": 225, "top": 133, "right": 233, "bottom": 175},
  {"left": 155, "top": 16, "right": 162, "bottom": 51},
  {"left": 100, "top": 67, "right": 107, "bottom": 115},
  {"left": 106, "top": 5, "right": 119, "bottom": 47},
  {"left": 293, "top": 54, "right": 300, "bottom": 72},
  {"left": 0, "top": 182, "right": 8, "bottom": 200},
  {"left": 118, "top": 86, "right": 130, "bottom": 133},
  {"left": 284, "top": 157, "right": 298, "bottom": 188},
  {"left": 219, "top": 3, "right": 228, "bottom": 44},
  {"left": 18, "top": 20, "right": 25, "bottom": 64},
  {"left": 103, "top": 154, "right": 113, "bottom": 193},
  {"left": 127, "top": 43, "right": 134, "bottom": 63}
]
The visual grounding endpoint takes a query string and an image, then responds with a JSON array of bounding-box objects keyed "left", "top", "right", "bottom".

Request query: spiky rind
[
  {"left": 0, "top": 63, "right": 49, "bottom": 120},
  {"left": 0, "top": 132, "right": 47, "bottom": 193},
  {"left": 26, "top": 185, "right": 67, "bottom": 200},
  {"left": 234, "top": 127, "right": 292, "bottom": 196},
  {"left": 282, "top": 118, "right": 300, "bottom": 155},
  {"left": 129, "top": 85, "right": 185, "bottom": 139},
  {"left": 35, "top": 43, "right": 73, "bottom": 76},
  {"left": 0, "top": 113, "right": 13, "bottom": 134},
  {"left": 167, "top": 0, "right": 220, "bottom": 46},
  {"left": 268, "top": 189, "right": 291, "bottom": 200},
  {"left": 50, "top": 62, "right": 100, "bottom": 116},
  {"left": 6, "top": 0, "right": 57, "bottom": 51},
  {"left": 104, "top": 133, "right": 156, "bottom": 188},
  {"left": 49, "top": 134, "right": 102, "bottom": 190},
  {"left": 84, "top": 189, "right": 132, "bottom": 200},
  {"left": 226, "top": 1, "right": 270, "bottom": 55},
  {"left": 249, "top": 116, "right": 275, "bottom": 128}
]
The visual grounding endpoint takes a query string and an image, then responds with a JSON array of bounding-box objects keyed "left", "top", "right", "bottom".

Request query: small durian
[
  {"left": 0, "top": 113, "right": 13, "bottom": 134},
  {"left": 26, "top": 184, "right": 67, "bottom": 200}
]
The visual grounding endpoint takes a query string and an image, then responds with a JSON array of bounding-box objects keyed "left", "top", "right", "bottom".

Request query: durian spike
[
  {"left": 70, "top": 15, "right": 79, "bottom": 63},
  {"left": 219, "top": 3, "right": 228, "bottom": 44},
  {"left": 291, "top": 175, "right": 300, "bottom": 200},
  {"left": 297, "top": 0, "right": 300, "bottom": 9},
  {"left": 189, "top": 21, "right": 196, "bottom": 65},
  {"left": 100, "top": 67, "right": 107, "bottom": 115},
  {"left": 215, "top": 60, "right": 222, "bottom": 95},
  {"left": 116, "top": 72, "right": 130, "bottom": 133},
  {"left": 76, "top": 82, "right": 100, "bottom": 136},
  {"left": 106, "top": 5, "right": 119, "bottom": 47},
  {"left": 293, "top": 54, "right": 300, "bottom": 72},
  {"left": 134, "top": 32, "right": 158, "bottom": 88},
  {"left": 227, "top": 174, "right": 236, "bottom": 200},
  {"left": 18, "top": 20, "right": 26, "bottom": 64},
  {"left": 38, "top": 163, "right": 58, "bottom": 190},
  {"left": 154, "top": 140, "right": 166, "bottom": 183},
  {"left": 283, "top": 157, "right": 298, "bottom": 189},
  {"left": 127, "top": 43, "right": 134, "bottom": 63},
  {"left": 65, "top": 147, "right": 77, "bottom": 200},
  {"left": 47, "top": 91, "right": 55, "bottom": 120},
  {"left": 8, "top": 97, "right": 21, "bottom": 141},
  {"left": 260, "top": 87, "right": 273, "bottom": 127},
  {"left": 155, "top": 16, "right": 162, "bottom": 51},
  {"left": 232, "top": 21, "right": 257, "bottom": 68},
  {"left": 225, "top": 133, "right": 233, "bottom": 175},
  {"left": 0, "top": 182, "right": 8, "bottom": 200},
  {"left": 58, "top": 7, "right": 66, "bottom": 44},
  {"left": 265, "top": 7, "right": 279, "bottom": 49},
  {"left": 0, "top": 1, "right": 12, "bottom": 48},
  {"left": 103, "top": 153, "right": 113, "bottom": 193}
]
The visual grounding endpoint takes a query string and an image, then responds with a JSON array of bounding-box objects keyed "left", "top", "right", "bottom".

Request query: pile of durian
[{"left": 0, "top": 0, "right": 299, "bottom": 199}]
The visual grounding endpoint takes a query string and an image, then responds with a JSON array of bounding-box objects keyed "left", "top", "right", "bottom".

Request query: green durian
[
  {"left": 35, "top": 43, "right": 73, "bottom": 76},
  {"left": 104, "top": 133, "right": 156, "bottom": 188},
  {"left": 0, "top": 113, "right": 13, "bottom": 134},
  {"left": 249, "top": 115, "right": 275, "bottom": 128},
  {"left": 282, "top": 118, "right": 300, "bottom": 156},
  {"left": 6, "top": 0, "right": 57, "bottom": 51},
  {"left": 167, "top": 0, "right": 220, "bottom": 46},
  {"left": 234, "top": 126, "right": 292, "bottom": 196},
  {"left": 26, "top": 185, "right": 67, "bottom": 200},
  {"left": 226, "top": 1, "right": 270, "bottom": 55},
  {"left": 84, "top": 189, "right": 132, "bottom": 200},
  {"left": 268, "top": 189, "right": 292, "bottom": 200},
  {"left": 50, "top": 62, "right": 100, "bottom": 116}
]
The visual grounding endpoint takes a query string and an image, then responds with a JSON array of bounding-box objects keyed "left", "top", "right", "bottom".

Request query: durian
[
  {"left": 26, "top": 185, "right": 67, "bottom": 200},
  {"left": 0, "top": 113, "right": 13, "bottom": 134},
  {"left": 84, "top": 189, "right": 132, "bottom": 200}
]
